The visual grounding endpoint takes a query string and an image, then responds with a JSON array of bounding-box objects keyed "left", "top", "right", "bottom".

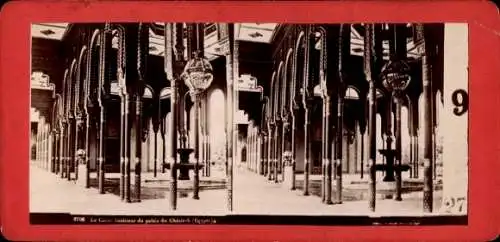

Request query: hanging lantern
[
  {"left": 181, "top": 51, "right": 214, "bottom": 93},
  {"left": 381, "top": 58, "right": 411, "bottom": 93}
]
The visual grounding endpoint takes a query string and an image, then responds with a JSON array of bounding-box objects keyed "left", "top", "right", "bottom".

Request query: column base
[
  {"left": 283, "top": 165, "right": 294, "bottom": 189},
  {"left": 76, "top": 164, "right": 88, "bottom": 187}
]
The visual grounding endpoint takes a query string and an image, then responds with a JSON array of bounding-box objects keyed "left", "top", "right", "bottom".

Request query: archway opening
[{"left": 208, "top": 89, "right": 226, "bottom": 172}]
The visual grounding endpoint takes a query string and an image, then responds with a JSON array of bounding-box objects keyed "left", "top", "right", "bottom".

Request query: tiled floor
[{"left": 30, "top": 162, "right": 452, "bottom": 216}]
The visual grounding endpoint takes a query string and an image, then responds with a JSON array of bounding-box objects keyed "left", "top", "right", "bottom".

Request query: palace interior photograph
[{"left": 30, "top": 22, "right": 468, "bottom": 217}]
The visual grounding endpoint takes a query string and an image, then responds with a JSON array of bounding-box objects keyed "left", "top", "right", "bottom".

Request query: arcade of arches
[{"left": 30, "top": 23, "right": 468, "bottom": 214}]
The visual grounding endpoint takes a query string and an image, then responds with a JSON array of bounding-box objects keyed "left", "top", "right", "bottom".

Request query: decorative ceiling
[
  {"left": 31, "top": 23, "right": 418, "bottom": 62},
  {"left": 236, "top": 23, "right": 277, "bottom": 43},
  {"left": 31, "top": 23, "right": 68, "bottom": 40}
]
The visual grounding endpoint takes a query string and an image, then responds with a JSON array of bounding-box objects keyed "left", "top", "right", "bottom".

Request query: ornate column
[
  {"left": 225, "top": 23, "right": 235, "bottom": 211},
  {"left": 192, "top": 92, "right": 201, "bottom": 199},
  {"left": 273, "top": 120, "right": 279, "bottom": 183},
  {"left": 40, "top": 125, "right": 44, "bottom": 168},
  {"left": 383, "top": 23, "right": 410, "bottom": 201},
  {"left": 200, "top": 94, "right": 206, "bottom": 176},
  {"left": 317, "top": 26, "right": 334, "bottom": 204},
  {"left": 59, "top": 120, "right": 66, "bottom": 178},
  {"left": 289, "top": 109, "right": 296, "bottom": 190},
  {"left": 39, "top": 124, "right": 43, "bottom": 167},
  {"left": 301, "top": 25, "right": 312, "bottom": 196},
  {"left": 119, "top": 76, "right": 125, "bottom": 199},
  {"left": 161, "top": 116, "right": 166, "bottom": 174},
  {"left": 74, "top": 114, "right": 83, "bottom": 181},
  {"left": 52, "top": 129, "right": 59, "bottom": 173},
  {"left": 133, "top": 91, "right": 143, "bottom": 202},
  {"left": 267, "top": 122, "right": 273, "bottom": 180},
  {"left": 181, "top": 23, "right": 212, "bottom": 200},
  {"left": 123, "top": 24, "right": 141, "bottom": 203},
  {"left": 153, "top": 113, "right": 159, "bottom": 178},
  {"left": 416, "top": 24, "right": 434, "bottom": 213},
  {"left": 46, "top": 126, "right": 50, "bottom": 169},
  {"left": 334, "top": 24, "right": 350, "bottom": 204},
  {"left": 134, "top": 22, "right": 148, "bottom": 202},
  {"left": 84, "top": 113, "right": 90, "bottom": 188},
  {"left": 231, "top": 26, "right": 240, "bottom": 209},
  {"left": 364, "top": 24, "right": 383, "bottom": 211},
  {"left": 204, "top": 94, "right": 211, "bottom": 177},
  {"left": 97, "top": 24, "right": 112, "bottom": 194},
  {"left": 66, "top": 113, "right": 74, "bottom": 181},
  {"left": 262, "top": 132, "right": 268, "bottom": 177},
  {"left": 42, "top": 125, "right": 47, "bottom": 169},
  {"left": 116, "top": 25, "right": 126, "bottom": 200},
  {"left": 281, "top": 118, "right": 289, "bottom": 183},
  {"left": 37, "top": 120, "right": 41, "bottom": 166},
  {"left": 165, "top": 22, "right": 181, "bottom": 210},
  {"left": 394, "top": 95, "right": 403, "bottom": 200},
  {"left": 323, "top": 95, "right": 332, "bottom": 204},
  {"left": 123, "top": 90, "right": 131, "bottom": 202},
  {"left": 409, "top": 129, "right": 414, "bottom": 178}
]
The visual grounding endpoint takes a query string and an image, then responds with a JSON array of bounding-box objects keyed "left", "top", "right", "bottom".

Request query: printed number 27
[{"left": 452, "top": 89, "right": 469, "bottom": 116}]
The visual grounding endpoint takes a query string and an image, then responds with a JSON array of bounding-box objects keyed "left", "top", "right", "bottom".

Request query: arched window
[
  {"left": 160, "top": 87, "right": 171, "bottom": 99},
  {"left": 345, "top": 86, "right": 360, "bottom": 100},
  {"left": 143, "top": 86, "right": 154, "bottom": 99},
  {"left": 208, "top": 89, "right": 226, "bottom": 164}
]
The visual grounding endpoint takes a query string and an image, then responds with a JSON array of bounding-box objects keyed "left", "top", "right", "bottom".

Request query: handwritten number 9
[{"left": 452, "top": 89, "right": 468, "bottom": 116}]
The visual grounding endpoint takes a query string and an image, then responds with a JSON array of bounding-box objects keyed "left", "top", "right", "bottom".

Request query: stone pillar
[
  {"left": 335, "top": 99, "right": 344, "bottom": 203},
  {"left": 119, "top": 87, "right": 126, "bottom": 199},
  {"left": 153, "top": 122, "right": 159, "bottom": 178},
  {"left": 273, "top": 123, "right": 281, "bottom": 183},
  {"left": 161, "top": 118, "right": 166, "bottom": 174},
  {"left": 84, "top": 113, "right": 91, "bottom": 188},
  {"left": 97, "top": 24, "right": 112, "bottom": 194},
  {"left": 301, "top": 25, "right": 312, "bottom": 196},
  {"left": 254, "top": 127, "right": 258, "bottom": 173},
  {"left": 290, "top": 112, "right": 297, "bottom": 190},
  {"left": 133, "top": 95, "right": 143, "bottom": 203},
  {"left": 124, "top": 24, "right": 141, "bottom": 203},
  {"left": 264, "top": 133, "right": 269, "bottom": 177},
  {"left": 134, "top": 22, "right": 148, "bottom": 202},
  {"left": 66, "top": 116, "right": 74, "bottom": 181},
  {"left": 48, "top": 129, "right": 52, "bottom": 169},
  {"left": 52, "top": 131, "right": 59, "bottom": 174},
  {"left": 416, "top": 24, "right": 434, "bottom": 213},
  {"left": 335, "top": 24, "right": 350, "bottom": 204},
  {"left": 321, "top": 99, "right": 327, "bottom": 202},
  {"left": 165, "top": 22, "right": 180, "bottom": 210},
  {"left": 116, "top": 26, "right": 130, "bottom": 200},
  {"left": 200, "top": 95, "right": 206, "bottom": 176},
  {"left": 59, "top": 122, "right": 66, "bottom": 178},
  {"left": 394, "top": 95, "right": 403, "bottom": 201},
  {"left": 364, "top": 24, "right": 383, "bottom": 211},
  {"left": 225, "top": 23, "right": 235, "bottom": 211},
  {"left": 123, "top": 92, "right": 131, "bottom": 202},
  {"left": 74, "top": 115, "right": 82, "bottom": 181},
  {"left": 267, "top": 124, "right": 274, "bottom": 181},
  {"left": 323, "top": 96, "right": 333, "bottom": 204},
  {"left": 192, "top": 92, "right": 201, "bottom": 200},
  {"left": 409, "top": 133, "right": 414, "bottom": 178}
]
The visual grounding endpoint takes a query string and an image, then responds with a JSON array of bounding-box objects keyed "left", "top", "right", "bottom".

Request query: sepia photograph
[{"left": 29, "top": 22, "right": 469, "bottom": 225}]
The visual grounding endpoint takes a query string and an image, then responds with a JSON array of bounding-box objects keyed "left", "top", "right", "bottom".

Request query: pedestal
[
  {"left": 177, "top": 148, "right": 194, "bottom": 180},
  {"left": 76, "top": 164, "right": 88, "bottom": 187},
  {"left": 378, "top": 149, "right": 396, "bottom": 182},
  {"left": 283, "top": 165, "right": 294, "bottom": 190}
]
